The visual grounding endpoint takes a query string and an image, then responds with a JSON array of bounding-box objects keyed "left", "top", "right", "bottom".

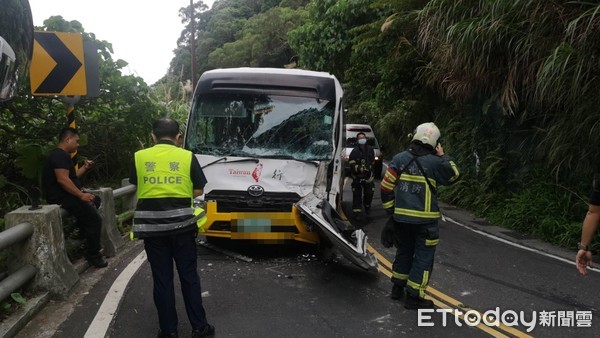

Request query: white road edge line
[
  {"left": 445, "top": 216, "right": 600, "bottom": 273},
  {"left": 84, "top": 250, "right": 148, "bottom": 338}
]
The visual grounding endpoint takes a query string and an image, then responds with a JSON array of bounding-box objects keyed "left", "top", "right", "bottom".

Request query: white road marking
[
  {"left": 370, "top": 314, "right": 392, "bottom": 323},
  {"left": 444, "top": 216, "right": 600, "bottom": 273},
  {"left": 84, "top": 250, "right": 147, "bottom": 338}
]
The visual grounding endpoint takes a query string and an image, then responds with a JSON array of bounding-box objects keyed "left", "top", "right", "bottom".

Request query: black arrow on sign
[{"left": 34, "top": 32, "right": 82, "bottom": 94}]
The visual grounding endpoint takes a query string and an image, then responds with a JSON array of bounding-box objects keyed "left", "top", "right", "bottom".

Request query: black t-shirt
[
  {"left": 42, "top": 148, "right": 81, "bottom": 203},
  {"left": 129, "top": 141, "right": 208, "bottom": 212},
  {"left": 590, "top": 173, "right": 600, "bottom": 206}
]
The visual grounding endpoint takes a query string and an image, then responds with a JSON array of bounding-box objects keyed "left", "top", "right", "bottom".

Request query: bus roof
[{"left": 195, "top": 67, "right": 339, "bottom": 101}]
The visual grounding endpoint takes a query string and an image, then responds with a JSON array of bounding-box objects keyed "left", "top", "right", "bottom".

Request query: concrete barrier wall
[
  {"left": 4, "top": 205, "right": 78, "bottom": 298},
  {"left": 2, "top": 184, "right": 135, "bottom": 299},
  {"left": 90, "top": 187, "right": 125, "bottom": 257}
]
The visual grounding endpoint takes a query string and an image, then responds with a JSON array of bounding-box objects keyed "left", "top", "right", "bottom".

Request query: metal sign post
[{"left": 62, "top": 95, "right": 81, "bottom": 168}]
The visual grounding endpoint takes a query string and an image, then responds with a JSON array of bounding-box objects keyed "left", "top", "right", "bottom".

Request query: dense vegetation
[
  {"left": 285, "top": 0, "right": 600, "bottom": 249},
  {"left": 1, "top": 0, "right": 598, "bottom": 251},
  {"left": 0, "top": 16, "right": 164, "bottom": 227}
]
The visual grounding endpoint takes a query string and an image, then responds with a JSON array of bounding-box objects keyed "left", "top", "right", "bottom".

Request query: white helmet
[{"left": 412, "top": 122, "right": 440, "bottom": 148}]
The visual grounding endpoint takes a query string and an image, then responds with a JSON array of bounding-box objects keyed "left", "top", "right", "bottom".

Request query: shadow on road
[{"left": 201, "top": 237, "right": 320, "bottom": 259}]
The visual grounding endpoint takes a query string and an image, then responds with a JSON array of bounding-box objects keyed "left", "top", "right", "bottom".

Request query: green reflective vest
[
  {"left": 131, "top": 144, "right": 205, "bottom": 239},
  {"left": 135, "top": 144, "right": 193, "bottom": 199}
]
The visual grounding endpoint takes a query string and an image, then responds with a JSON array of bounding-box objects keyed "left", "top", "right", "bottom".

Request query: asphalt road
[{"left": 15, "top": 178, "right": 600, "bottom": 337}]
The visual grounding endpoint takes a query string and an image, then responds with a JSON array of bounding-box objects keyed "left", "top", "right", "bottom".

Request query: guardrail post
[
  {"left": 4, "top": 205, "right": 78, "bottom": 298},
  {"left": 89, "top": 188, "right": 124, "bottom": 257},
  {"left": 121, "top": 178, "right": 137, "bottom": 211}
]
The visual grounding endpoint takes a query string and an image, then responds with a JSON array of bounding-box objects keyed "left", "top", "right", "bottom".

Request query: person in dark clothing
[
  {"left": 348, "top": 132, "right": 375, "bottom": 219},
  {"left": 380, "top": 122, "right": 460, "bottom": 309},
  {"left": 576, "top": 172, "right": 600, "bottom": 276},
  {"left": 130, "top": 117, "right": 214, "bottom": 338},
  {"left": 42, "top": 127, "right": 107, "bottom": 268}
]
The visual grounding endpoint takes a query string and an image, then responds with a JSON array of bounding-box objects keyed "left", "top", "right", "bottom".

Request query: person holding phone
[
  {"left": 42, "top": 127, "right": 107, "bottom": 268},
  {"left": 380, "top": 122, "right": 460, "bottom": 309}
]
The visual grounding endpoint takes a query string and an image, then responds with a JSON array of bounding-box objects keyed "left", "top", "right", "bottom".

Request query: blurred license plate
[{"left": 234, "top": 219, "right": 271, "bottom": 232}]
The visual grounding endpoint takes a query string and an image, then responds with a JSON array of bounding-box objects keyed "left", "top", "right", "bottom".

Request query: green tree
[
  {"left": 207, "top": 6, "right": 307, "bottom": 68},
  {"left": 288, "top": 0, "right": 379, "bottom": 80},
  {"left": 417, "top": 0, "right": 600, "bottom": 180},
  {"left": 169, "top": 0, "right": 266, "bottom": 81},
  {"left": 168, "top": 1, "right": 210, "bottom": 86},
  {"left": 0, "top": 16, "right": 165, "bottom": 220},
  {"left": 343, "top": 0, "right": 434, "bottom": 154},
  {"left": 411, "top": 0, "right": 599, "bottom": 247}
]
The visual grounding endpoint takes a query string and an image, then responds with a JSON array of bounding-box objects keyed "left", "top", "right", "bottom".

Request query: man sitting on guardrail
[{"left": 42, "top": 127, "right": 107, "bottom": 268}]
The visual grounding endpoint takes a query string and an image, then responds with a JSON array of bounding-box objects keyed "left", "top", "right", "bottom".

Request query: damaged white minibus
[{"left": 184, "top": 68, "right": 376, "bottom": 270}]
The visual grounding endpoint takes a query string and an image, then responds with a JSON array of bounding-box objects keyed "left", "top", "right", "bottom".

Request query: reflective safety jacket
[
  {"left": 348, "top": 145, "right": 375, "bottom": 182},
  {"left": 380, "top": 150, "right": 459, "bottom": 224},
  {"left": 131, "top": 144, "right": 207, "bottom": 239}
]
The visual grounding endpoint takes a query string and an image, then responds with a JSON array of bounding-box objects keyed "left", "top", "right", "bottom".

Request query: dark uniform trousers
[
  {"left": 390, "top": 219, "right": 439, "bottom": 298},
  {"left": 59, "top": 194, "right": 102, "bottom": 258},
  {"left": 144, "top": 231, "right": 208, "bottom": 333},
  {"left": 351, "top": 178, "right": 374, "bottom": 213}
]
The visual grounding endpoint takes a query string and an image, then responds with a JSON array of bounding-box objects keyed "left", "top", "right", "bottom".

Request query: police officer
[
  {"left": 130, "top": 117, "right": 215, "bottom": 338},
  {"left": 576, "top": 172, "right": 600, "bottom": 276},
  {"left": 349, "top": 132, "right": 375, "bottom": 219},
  {"left": 380, "top": 122, "right": 460, "bottom": 309}
]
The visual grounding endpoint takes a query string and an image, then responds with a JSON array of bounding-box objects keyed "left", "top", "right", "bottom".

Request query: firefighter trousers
[
  {"left": 351, "top": 178, "right": 374, "bottom": 214},
  {"left": 390, "top": 220, "right": 439, "bottom": 298}
]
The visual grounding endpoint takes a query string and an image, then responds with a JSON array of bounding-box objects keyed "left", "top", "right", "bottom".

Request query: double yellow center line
[
  {"left": 368, "top": 243, "right": 533, "bottom": 338},
  {"left": 340, "top": 177, "right": 531, "bottom": 336}
]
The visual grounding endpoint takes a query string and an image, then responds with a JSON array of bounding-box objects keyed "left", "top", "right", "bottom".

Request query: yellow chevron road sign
[{"left": 30, "top": 31, "right": 87, "bottom": 96}]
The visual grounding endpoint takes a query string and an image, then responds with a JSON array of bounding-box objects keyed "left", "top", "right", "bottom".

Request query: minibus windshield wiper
[
  {"left": 201, "top": 157, "right": 259, "bottom": 169},
  {"left": 260, "top": 155, "right": 320, "bottom": 167}
]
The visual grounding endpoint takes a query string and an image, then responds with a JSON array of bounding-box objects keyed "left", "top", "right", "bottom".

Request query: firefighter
[
  {"left": 349, "top": 132, "right": 376, "bottom": 219},
  {"left": 380, "top": 122, "right": 460, "bottom": 309},
  {"left": 130, "top": 117, "right": 215, "bottom": 338}
]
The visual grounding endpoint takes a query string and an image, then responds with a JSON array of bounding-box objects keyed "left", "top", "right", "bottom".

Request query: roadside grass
[
  {"left": 442, "top": 170, "right": 597, "bottom": 253},
  {"left": 0, "top": 291, "right": 32, "bottom": 321}
]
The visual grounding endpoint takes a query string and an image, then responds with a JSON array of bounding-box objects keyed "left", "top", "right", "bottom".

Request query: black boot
[
  {"left": 405, "top": 294, "right": 434, "bottom": 310},
  {"left": 157, "top": 330, "right": 178, "bottom": 338},
  {"left": 86, "top": 254, "right": 108, "bottom": 268},
  {"left": 192, "top": 324, "right": 215, "bottom": 338},
  {"left": 390, "top": 284, "right": 404, "bottom": 300},
  {"left": 352, "top": 210, "right": 363, "bottom": 221}
]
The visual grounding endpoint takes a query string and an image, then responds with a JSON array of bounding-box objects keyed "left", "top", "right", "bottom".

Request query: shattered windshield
[{"left": 185, "top": 94, "right": 335, "bottom": 161}]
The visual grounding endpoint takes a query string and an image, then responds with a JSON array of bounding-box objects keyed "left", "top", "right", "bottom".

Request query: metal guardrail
[
  {"left": 0, "top": 222, "right": 36, "bottom": 303},
  {"left": 113, "top": 184, "right": 136, "bottom": 199},
  {"left": 113, "top": 183, "right": 137, "bottom": 225},
  {"left": 0, "top": 179, "right": 138, "bottom": 338},
  {"left": 0, "top": 265, "right": 36, "bottom": 305},
  {"left": 0, "top": 222, "right": 34, "bottom": 251},
  {"left": 0, "top": 179, "right": 138, "bottom": 306}
]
